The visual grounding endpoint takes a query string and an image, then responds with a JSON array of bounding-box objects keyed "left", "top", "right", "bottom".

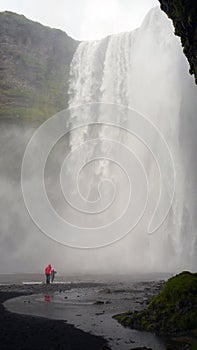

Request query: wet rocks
[
  {"left": 114, "top": 271, "right": 197, "bottom": 336},
  {"left": 94, "top": 300, "right": 105, "bottom": 305}
]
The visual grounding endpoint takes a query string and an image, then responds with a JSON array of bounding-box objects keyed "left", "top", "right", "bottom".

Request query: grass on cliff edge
[{"left": 113, "top": 271, "right": 197, "bottom": 336}]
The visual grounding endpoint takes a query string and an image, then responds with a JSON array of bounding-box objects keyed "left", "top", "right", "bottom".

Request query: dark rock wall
[
  {"left": 0, "top": 11, "right": 79, "bottom": 121},
  {"left": 159, "top": 0, "right": 197, "bottom": 84}
]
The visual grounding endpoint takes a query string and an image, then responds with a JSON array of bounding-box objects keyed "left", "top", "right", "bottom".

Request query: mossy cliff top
[
  {"left": 114, "top": 271, "right": 197, "bottom": 336},
  {"left": 0, "top": 11, "right": 79, "bottom": 121},
  {"left": 158, "top": 0, "right": 197, "bottom": 84}
]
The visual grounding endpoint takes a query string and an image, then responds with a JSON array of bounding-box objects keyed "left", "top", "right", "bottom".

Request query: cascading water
[{"left": 66, "top": 6, "right": 197, "bottom": 272}]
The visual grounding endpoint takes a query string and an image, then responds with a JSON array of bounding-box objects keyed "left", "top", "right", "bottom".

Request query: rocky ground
[
  {"left": 0, "top": 280, "right": 166, "bottom": 350},
  {"left": 3, "top": 276, "right": 196, "bottom": 350}
]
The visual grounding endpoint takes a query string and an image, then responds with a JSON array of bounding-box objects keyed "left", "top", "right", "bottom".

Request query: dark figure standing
[
  {"left": 44, "top": 264, "right": 52, "bottom": 284},
  {"left": 51, "top": 268, "right": 57, "bottom": 283}
]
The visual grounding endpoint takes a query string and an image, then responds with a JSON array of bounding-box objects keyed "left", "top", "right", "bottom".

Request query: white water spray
[{"left": 66, "top": 7, "right": 197, "bottom": 272}]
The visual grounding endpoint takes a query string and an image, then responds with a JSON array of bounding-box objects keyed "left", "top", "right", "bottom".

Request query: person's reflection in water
[{"left": 44, "top": 295, "right": 51, "bottom": 302}]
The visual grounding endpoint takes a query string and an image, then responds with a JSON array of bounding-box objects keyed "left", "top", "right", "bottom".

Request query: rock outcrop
[
  {"left": 114, "top": 271, "right": 197, "bottom": 336},
  {"left": 158, "top": 0, "right": 197, "bottom": 84}
]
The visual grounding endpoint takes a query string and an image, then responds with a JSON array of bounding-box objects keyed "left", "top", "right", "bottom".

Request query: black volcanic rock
[
  {"left": 0, "top": 11, "right": 79, "bottom": 121},
  {"left": 158, "top": 0, "right": 197, "bottom": 84}
]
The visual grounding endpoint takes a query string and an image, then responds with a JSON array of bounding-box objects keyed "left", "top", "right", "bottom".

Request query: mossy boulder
[{"left": 114, "top": 271, "right": 197, "bottom": 336}]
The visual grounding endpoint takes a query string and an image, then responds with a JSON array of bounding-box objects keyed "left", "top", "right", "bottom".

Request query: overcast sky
[{"left": 0, "top": 0, "right": 159, "bottom": 40}]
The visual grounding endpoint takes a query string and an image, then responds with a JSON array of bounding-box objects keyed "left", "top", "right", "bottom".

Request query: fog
[{"left": 0, "top": 7, "right": 197, "bottom": 274}]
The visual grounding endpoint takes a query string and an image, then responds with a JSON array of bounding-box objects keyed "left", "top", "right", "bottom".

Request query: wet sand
[
  {"left": 1, "top": 279, "right": 167, "bottom": 350},
  {"left": 0, "top": 283, "right": 109, "bottom": 350}
]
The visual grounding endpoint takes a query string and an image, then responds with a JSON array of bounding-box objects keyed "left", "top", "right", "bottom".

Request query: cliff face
[
  {"left": 159, "top": 0, "right": 197, "bottom": 84},
  {"left": 0, "top": 11, "right": 79, "bottom": 121}
]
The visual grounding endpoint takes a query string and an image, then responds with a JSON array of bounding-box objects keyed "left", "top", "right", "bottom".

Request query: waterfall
[{"left": 66, "top": 7, "right": 197, "bottom": 272}]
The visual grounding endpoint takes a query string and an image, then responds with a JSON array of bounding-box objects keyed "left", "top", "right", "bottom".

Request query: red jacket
[{"left": 45, "top": 264, "right": 51, "bottom": 275}]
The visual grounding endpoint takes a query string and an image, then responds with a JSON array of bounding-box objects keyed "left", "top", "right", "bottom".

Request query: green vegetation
[
  {"left": 114, "top": 272, "right": 197, "bottom": 335},
  {"left": 0, "top": 11, "right": 79, "bottom": 121},
  {"left": 113, "top": 271, "right": 197, "bottom": 349}
]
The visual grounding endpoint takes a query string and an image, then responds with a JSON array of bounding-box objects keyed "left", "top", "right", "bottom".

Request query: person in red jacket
[{"left": 44, "top": 264, "right": 52, "bottom": 284}]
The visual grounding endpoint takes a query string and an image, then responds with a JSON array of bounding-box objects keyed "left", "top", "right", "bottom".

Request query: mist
[{"left": 0, "top": 7, "right": 197, "bottom": 275}]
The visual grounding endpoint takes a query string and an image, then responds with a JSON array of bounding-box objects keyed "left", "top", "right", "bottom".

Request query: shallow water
[{"left": 4, "top": 279, "right": 167, "bottom": 350}]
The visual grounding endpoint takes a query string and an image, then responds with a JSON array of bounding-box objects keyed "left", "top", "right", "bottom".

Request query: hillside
[{"left": 0, "top": 11, "right": 78, "bottom": 121}]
